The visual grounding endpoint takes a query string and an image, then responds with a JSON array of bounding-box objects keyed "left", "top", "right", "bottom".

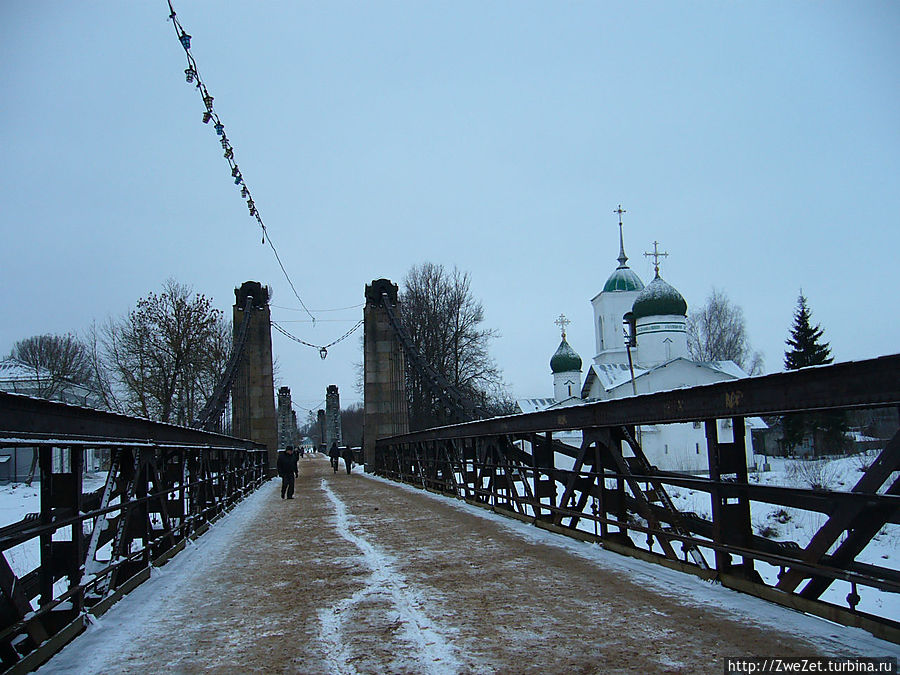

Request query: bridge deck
[{"left": 43, "top": 456, "right": 893, "bottom": 674}]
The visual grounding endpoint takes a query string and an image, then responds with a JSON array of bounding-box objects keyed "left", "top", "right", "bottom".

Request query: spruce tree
[
  {"left": 782, "top": 293, "right": 846, "bottom": 456},
  {"left": 784, "top": 293, "right": 832, "bottom": 370}
]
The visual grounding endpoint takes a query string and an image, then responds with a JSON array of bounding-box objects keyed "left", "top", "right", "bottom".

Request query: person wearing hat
[{"left": 277, "top": 445, "right": 299, "bottom": 499}]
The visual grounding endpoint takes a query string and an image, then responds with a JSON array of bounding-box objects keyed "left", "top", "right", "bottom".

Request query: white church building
[{"left": 518, "top": 211, "right": 763, "bottom": 473}]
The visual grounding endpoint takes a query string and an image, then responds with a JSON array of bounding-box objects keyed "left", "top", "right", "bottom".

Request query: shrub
[
  {"left": 772, "top": 509, "right": 792, "bottom": 524},
  {"left": 794, "top": 459, "right": 840, "bottom": 491}
]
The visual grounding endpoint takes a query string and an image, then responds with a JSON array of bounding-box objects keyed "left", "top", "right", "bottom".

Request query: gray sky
[{"left": 2, "top": 2, "right": 898, "bottom": 416}]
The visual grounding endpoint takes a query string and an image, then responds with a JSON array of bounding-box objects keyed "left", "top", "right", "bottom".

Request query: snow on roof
[
  {"left": 587, "top": 358, "right": 754, "bottom": 400},
  {"left": 0, "top": 361, "right": 45, "bottom": 380},
  {"left": 516, "top": 398, "right": 557, "bottom": 414},
  {"left": 705, "top": 360, "right": 749, "bottom": 379},
  {"left": 585, "top": 363, "right": 645, "bottom": 392}
]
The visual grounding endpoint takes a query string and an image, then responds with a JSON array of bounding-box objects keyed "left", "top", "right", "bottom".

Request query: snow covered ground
[
  {"left": 0, "top": 452, "right": 896, "bottom": 663},
  {"left": 362, "top": 470, "right": 899, "bottom": 660}
]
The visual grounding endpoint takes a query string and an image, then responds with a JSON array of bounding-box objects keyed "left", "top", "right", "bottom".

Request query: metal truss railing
[
  {"left": 0, "top": 392, "right": 268, "bottom": 673},
  {"left": 372, "top": 354, "right": 900, "bottom": 644}
]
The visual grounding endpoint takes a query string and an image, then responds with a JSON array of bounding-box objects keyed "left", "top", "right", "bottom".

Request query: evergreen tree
[
  {"left": 784, "top": 293, "right": 832, "bottom": 370},
  {"left": 781, "top": 293, "right": 846, "bottom": 455}
]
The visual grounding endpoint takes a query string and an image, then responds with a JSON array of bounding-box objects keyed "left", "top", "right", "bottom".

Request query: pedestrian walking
[
  {"left": 277, "top": 445, "right": 299, "bottom": 499},
  {"left": 341, "top": 446, "right": 354, "bottom": 474},
  {"left": 329, "top": 442, "right": 340, "bottom": 473}
]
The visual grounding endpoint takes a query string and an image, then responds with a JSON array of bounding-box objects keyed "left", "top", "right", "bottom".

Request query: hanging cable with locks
[{"left": 166, "top": 0, "right": 316, "bottom": 324}]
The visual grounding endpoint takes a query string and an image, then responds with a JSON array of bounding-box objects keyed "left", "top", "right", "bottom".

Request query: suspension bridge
[{"left": 0, "top": 277, "right": 897, "bottom": 673}]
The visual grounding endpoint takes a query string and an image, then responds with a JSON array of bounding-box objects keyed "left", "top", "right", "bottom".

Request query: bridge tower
[
  {"left": 231, "top": 281, "right": 278, "bottom": 472},
  {"left": 325, "top": 384, "right": 343, "bottom": 448},
  {"left": 317, "top": 409, "right": 326, "bottom": 451},
  {"left": 363, "top": 279, "right": 409, "bottom": 465}
]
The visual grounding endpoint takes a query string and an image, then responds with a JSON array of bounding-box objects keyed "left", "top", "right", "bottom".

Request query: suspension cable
[
  {"left": 379, "top": 294, "right": 488, "bottom": 420},
  {"left": 165, "top": 0, "right": 316, "bottom": 324},
  {"left": 193, "top": 295, "right": 254, "bottom": 430}
]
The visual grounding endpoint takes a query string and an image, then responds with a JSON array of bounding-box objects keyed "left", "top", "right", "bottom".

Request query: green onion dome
[
  {"left": 550, "top": 338, "right": 582, "bottom": 373},
  {"left": 631, "top": 274, "right": 687, "bottom": 320},
  {"left": 603, "top": 229, "right": 644, "bottom": 292},
  {"left": 603, "top": 267, "right": 645, "bottom": 292}
]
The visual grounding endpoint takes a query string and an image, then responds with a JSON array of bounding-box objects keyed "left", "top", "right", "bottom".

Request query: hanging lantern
[
  {"left": 202, "top": 111, "right": 211, "bottom": 124},
  {"left": 220, "top": 136, "right": 229, "bottom": 149},
  {"left": 241, "top": 186, "right": 248, "bottom": 198},
  {"left": 234, "top": 174, "right": 243, "bottom": 185},
  {"left": 179, "top": 32, "right": 192, "bottom": 50},
  {"left": 214, "top": 122, "right": 224, "bottom": 136},
  {"left": 319, "top": 347, "right": 328, "bottom": 360},
  {"left": 184, "top": 67, "right": 195, "bottom": 83},
  {"left": 203, "top": 93, "right": 214, "bottom": 110},
  {"left": 231, "top": 166, "right": 240, "bottom": 177},
  {"left": 224, "top": 147, "right": 233, "bottom": 159}
]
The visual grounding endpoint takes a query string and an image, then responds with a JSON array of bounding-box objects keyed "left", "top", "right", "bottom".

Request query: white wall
[{"left": 591, "top": 289, "right": 642, "bottom": 365}]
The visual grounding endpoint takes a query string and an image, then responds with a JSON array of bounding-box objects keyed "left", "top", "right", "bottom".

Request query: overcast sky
[{"left": 2, "top": 2, "right": 898, "bottom": 417}]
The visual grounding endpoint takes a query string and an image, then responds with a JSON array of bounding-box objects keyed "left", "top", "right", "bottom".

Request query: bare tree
[
  {"left": 86, "top": 320, "right": 123, "bottom": 412},
  {"left": 341, "top": 402, "right": 364, "bottom": 447},
  {"left": 101, "top": 279, "right": 229, "bottom": 424},
  {"left": 400, "top": 263, "right": 506, "bottom": 429},
  {"left": 4, "top": 333, "right": 94, "bottom": 400},
  {"left": 686, "top": 288, "right": 764, "bottom": 375}
]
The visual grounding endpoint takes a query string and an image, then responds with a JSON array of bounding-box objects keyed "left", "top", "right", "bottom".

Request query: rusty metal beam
[{"left": 0, "top": 391, "right": 261, "bottom": 450}]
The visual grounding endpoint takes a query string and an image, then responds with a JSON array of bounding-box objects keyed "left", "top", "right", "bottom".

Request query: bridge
[{"left": 0, "top": 279, "right": 898, "bottom": 672}]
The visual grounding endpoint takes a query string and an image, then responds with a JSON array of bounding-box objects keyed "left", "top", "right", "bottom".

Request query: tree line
[
  {"left": 5, "top": 268, "right": 848, "bottom": 454},
  {"left": 4, "top": 279, "right": 229, "bottom": 426}
]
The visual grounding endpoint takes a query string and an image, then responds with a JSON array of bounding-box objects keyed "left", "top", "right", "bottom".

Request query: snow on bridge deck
[{"left": 43, "top": 456, "right": 896, "bottom": 674}]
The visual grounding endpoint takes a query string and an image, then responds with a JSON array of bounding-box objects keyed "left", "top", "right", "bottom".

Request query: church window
[
  {"left": 695, "top": 443, "right": 700, "bottom": 454},
  {"left": 664, "top": 444, "right": 668, "bottom": 455},
  {"left": 598, "top": 317, "right": 604, "bottom": 350}
]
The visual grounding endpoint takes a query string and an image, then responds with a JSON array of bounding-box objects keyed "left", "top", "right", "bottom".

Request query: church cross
[
  {"left": 613, "top": 205, "right": 628, "bottom": 267},
  {"left": 554, "top": 313, "right": 570, "bottom": 339},
  {"left": 644, "top": 240, "right": 669, "bottom": 277}
]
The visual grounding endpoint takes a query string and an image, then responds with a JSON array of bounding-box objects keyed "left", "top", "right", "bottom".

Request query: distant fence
[
  {"left": 0, "top": 392, "right": 268, "bottom": 673},
  {"left": 371, "top": 355, "right": 900, "bottom": 644}
]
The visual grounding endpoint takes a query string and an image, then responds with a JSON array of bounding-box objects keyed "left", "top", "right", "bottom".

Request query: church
[{"left": 517, "top": 208, "right": 763, "bottom": 473}]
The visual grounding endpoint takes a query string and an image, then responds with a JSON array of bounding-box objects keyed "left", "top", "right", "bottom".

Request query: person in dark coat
[
  {"left": 341, "top": 446, "right": 354, "bottom": 474},
  {"left": 328, "top": 442, "right": 340, "bottom": 473},
  {"left": 277, "top": 445, "right": 299, "bottom": 499}
]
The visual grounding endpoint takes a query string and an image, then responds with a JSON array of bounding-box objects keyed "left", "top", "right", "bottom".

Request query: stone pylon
[
  {"left": 231, "top": 281, "right": 278, "bottom": 472},
  {"left": 317, "top": 409, "right": 326, "bottom": 452},
  {"left": 277, "top": 386, "right": 296, "bottom": 450},
  {"left": 363, "top": 279, "right": 409, "bottom": 465},
  {"left": 325, "top": 385, "right": 343, "bottom": 448}
]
